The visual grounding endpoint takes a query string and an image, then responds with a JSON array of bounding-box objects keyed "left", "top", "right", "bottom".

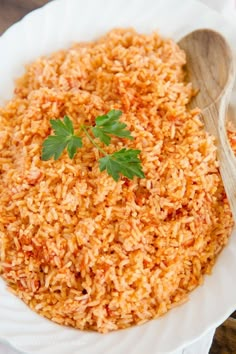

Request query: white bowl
[{"left": 0, "top": 0, "right": 236, "bottom": 353}]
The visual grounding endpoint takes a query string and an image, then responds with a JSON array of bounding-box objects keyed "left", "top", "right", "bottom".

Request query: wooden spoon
[{"left": 178, "top": 29, "right": 236, "bottom": 222}]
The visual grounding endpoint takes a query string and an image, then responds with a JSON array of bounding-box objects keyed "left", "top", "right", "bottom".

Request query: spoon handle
[{"left": 203, "top": 95, "right": 236, "bottom": 222}]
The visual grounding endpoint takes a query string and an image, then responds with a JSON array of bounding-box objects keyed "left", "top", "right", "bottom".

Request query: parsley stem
[{"left": 81, "top": 126, "right": 108, "bottom": 156}]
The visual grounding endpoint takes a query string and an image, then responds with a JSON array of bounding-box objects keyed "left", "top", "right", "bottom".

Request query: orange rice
[{"left": 0, "top": 29, "right": 234, "bottom": 333}]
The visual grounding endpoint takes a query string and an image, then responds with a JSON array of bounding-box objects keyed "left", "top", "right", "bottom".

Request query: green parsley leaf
[
  {"left": 91, "top": 127, "right": 111, "bottom": 146},
  {"left": 42, "top": 136, "right": 68, "bottom": 160},
  {"left": 67, "top": 135, "right": 83, "bottom": 159},
  {"left": 99, "top": 148, "right": 145, "bottom": 181},
  {"left": 91, "top": 109, "right": 134, "bottom": 146},
  {"left": 42, "top": 116, "right": 82, "bottom": 160},
  {"left": 50, "top": 116, "right": 74, "bottom": 136}
]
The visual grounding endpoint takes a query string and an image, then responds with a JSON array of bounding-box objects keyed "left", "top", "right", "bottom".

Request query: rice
[{"left": 0, "top": 28, "right": 234, "bottom": 333}]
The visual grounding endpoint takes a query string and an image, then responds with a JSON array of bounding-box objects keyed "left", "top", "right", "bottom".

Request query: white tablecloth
[{"left": 0, "top": 0, "right": 235, "bottom": 353}]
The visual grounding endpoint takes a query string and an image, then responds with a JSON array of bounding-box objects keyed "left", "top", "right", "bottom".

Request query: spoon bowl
[
  {"left": 178, "top": 29, "right": 236, "bottom": 221},
  {"left": 179, "top": 29, "right": 235, "bottom": 109}
]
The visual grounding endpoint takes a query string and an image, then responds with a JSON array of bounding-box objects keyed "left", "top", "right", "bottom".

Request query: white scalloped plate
[{"left": 0, "top": 0, "right": 236, "bottom": 353}]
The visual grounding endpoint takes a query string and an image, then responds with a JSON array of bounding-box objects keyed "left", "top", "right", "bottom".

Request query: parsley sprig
[
  {"left": 42, "top": 116, "right": 82, "bottom": 160},
  {"left": 42, "top": 110, "right": 145, "bottom": 181}
]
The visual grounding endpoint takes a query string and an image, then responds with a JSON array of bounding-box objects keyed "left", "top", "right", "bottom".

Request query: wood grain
[
  {"left": 210, "top": 317, "right": 236, "bottom": 354},
  {"left": 0, "top": 1, "right": 236, "bottom": 353},
  {"left": 179, "top": 29, "right": 236, "bottom": 222},
  {"left": 0, "top": 0, "right": 49, "bottom": 34}
]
